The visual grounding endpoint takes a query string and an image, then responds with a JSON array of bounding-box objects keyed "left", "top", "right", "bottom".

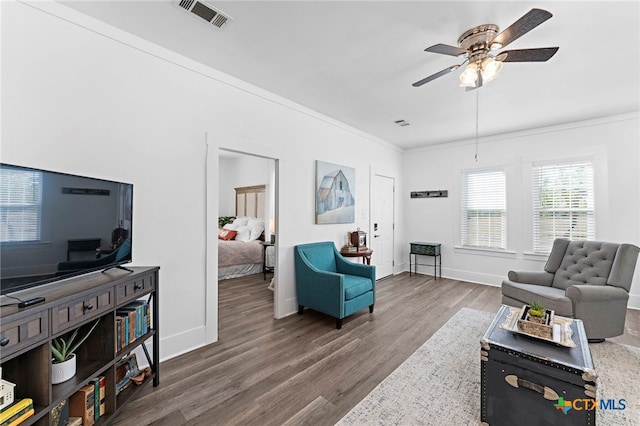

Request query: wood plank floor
[{"left": 111, "top": 272, "right": 640, "bottom": 425}]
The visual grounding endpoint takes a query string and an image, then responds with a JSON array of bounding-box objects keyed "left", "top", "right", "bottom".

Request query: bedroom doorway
[{"left": 217, "top": 148, "right": 277, "bottom": 306}]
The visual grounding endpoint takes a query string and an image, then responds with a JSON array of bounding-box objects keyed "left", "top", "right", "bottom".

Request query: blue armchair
[{"left": 294, "top": 241, "right": 376, "bottom": 329}]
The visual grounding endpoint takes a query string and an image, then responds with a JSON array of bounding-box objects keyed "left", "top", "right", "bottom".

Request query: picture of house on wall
[{"left": 315, "top": 160, "right": 355, "bottom": 224}]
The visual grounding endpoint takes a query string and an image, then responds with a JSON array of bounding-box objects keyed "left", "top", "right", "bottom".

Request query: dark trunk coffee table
[{"left": 480, "top": 305, "right": 596, "bottom": 425}]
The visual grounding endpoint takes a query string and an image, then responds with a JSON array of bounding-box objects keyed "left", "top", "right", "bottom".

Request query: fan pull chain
[{"left": 475, "top": 89, "right": 479, "bottom": 162}]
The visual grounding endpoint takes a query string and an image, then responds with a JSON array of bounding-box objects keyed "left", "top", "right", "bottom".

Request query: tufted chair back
[{"left": 545, "top": 240, "right": 619, "bottom": 290}]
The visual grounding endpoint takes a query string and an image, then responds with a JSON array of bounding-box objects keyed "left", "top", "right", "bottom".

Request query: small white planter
[{"left": 51, "top": 354, "right": 76, "bottom": 384}]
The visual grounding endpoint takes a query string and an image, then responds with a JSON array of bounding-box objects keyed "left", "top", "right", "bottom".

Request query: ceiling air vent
[{"left": 178, "top": 0, "right": 231, "bottom": 29}]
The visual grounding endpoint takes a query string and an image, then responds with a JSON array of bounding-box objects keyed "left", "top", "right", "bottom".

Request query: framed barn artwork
[{"left": 315, "top": 160, "right": 355, "bottom": 224}]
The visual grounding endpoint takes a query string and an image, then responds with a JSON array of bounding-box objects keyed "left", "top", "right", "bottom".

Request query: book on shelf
[
  {"left": 69, "top": 384, "right": 94, "bottom": 426},
  {"left": 67, "top": 417, "right": 82, "bottom": 426},
  {"left": 0, "top": 399, "right": 33, "bottom": 425},
  {"left": 98, "top": 376, "right": 106, "bottom": 416},
  {"left": 90, "top": 378, "right": 100, "bottom": 422},
  {"left": 4, "top": 408, "right": 34, "bottom": 426},
  {"left": 115, "top": 316, "right": 124, "bottom": 351},
  {"left": 128, "top": 300, "right": 150, "bottom": 336},
  {"left": 90, "top": 376, "right": 106, "bottom": 421},
  {"left": 116, "top": 308, "right": 136, "bottom": 345},
  {"left": 51, "top": 399, "right": 69, "bottom": 426}
]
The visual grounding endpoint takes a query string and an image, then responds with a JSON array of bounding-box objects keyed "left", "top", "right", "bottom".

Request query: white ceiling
[{"left": 61, "top": 1, "right": 640, "bottom": 150}]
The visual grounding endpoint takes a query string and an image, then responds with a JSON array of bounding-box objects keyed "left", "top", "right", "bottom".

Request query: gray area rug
[{"left": 337, "top": 307, "right": 640, "bottom": 425}]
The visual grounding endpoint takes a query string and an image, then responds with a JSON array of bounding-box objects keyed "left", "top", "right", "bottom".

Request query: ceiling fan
[{"left": 413, "top": 8, "right": 559, "bottom": 89}]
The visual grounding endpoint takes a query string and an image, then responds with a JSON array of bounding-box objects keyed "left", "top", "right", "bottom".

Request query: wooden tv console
[{"left": 0, "top": 266, "right": 159, "bottom": 425}]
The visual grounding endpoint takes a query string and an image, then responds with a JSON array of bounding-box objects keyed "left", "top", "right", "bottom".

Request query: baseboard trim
[{"left": 159, "top": 325, "right": 208, "bottom": 362}]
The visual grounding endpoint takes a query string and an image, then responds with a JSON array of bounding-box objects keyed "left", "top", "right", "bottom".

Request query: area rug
[{"left": 336, "top": 308, "right": 640, "bottom": 425}]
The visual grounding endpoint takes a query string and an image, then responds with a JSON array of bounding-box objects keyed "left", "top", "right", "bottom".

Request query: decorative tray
[{"left": 499, "top": 307, "right": 576, "bottom": 348}]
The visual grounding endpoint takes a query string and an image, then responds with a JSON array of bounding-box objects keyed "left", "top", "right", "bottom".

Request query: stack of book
[
  {"left": 115, "top": 300, "right": 151, "bottom": 352},
  {"left": 0, "top": 398, "right": 34, "bottom": 426},
  {"left": 68, "top": 376, "right": 105, "bottom": 426}
]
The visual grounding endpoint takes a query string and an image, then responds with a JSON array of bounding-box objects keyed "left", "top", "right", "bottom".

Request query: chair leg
[
  {"left": 369, "top": 304, "right": 374, "bottom": 313},
  {"left": 336, "top": 318, "right": 343, "bottom": 329},
  {"left": 298, "top": 305, "right": 304, "bottom": 315}
]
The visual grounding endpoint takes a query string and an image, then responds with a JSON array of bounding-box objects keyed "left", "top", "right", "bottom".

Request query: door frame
[{"left": 369, "top": 168, "right": 396, "bottom": 278}]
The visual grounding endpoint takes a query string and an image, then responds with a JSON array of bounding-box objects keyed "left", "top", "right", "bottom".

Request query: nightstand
[{"left": 262, "top": 242, "right": 275, "bottom": 280}]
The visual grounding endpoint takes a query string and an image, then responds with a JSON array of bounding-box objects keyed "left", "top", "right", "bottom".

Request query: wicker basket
[{"left": 517, "top": 305, "right": 555, "bottom": 340}]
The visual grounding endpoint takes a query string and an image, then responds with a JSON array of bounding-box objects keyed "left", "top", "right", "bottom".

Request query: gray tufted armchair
[{"left": 502, "top": 239, "right": 640, "bottom": 341}]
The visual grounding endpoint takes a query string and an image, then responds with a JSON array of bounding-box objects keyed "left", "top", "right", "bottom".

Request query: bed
[
  {"left": 218, "top": 239, "right": 265, "bottom": 280},
  {"left": 217, "top": 215, "right": 274, "bottom": 280}
]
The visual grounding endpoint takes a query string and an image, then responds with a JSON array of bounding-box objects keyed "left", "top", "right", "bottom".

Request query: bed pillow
[
  {"left": 249, "top": 224, "right": 265, "bottom": 241},
  {"left": 218, "top": 229, "right": 238, "bottom": 240},
  {"left": 232, "top": 217, "right": 250, "bottom": 227},
  {"left": 246, "top": 218, "right": 265, "bottom": 241},
  {"left": 223, "top": 222, "right": 239, "bottom": 230},
  {"left": 235, "top": 225, "right": 252, "bottom": 242}
]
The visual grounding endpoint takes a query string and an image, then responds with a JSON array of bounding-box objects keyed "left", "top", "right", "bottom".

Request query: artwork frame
[
  {"left": 115, "top": 353, "right": 139, "bottom": 395},
  {"left": 315, "top": 160, "right": 355, "bottom": 224}
]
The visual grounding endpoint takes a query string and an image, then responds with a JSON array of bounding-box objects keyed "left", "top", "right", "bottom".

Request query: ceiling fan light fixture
[
  {"left": 480, "top": 57, "right": 503, "bottom": 83},
  {"left": 459, "top": 63, "right": 478, "bottom": 87},
  {"left": 490, "top": 42, "right": 503, "bottom": 50}
]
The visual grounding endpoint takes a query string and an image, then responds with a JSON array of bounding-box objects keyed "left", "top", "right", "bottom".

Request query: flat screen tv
[{"left": 0, "top": 163, "right": 133, "bottom": 296}]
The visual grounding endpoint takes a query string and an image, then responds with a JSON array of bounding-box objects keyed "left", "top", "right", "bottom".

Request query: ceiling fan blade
[
  {"left": 412, "top": 64, "right": 461, "bottom": 87},
  {"left": 499, "top": 47, "right": 559, "bottom": 62},
  {"left": 425, "top": 43, "right": 469, "bottom": 57},
  {"left": 490, "top": 8, "right": 553, "bottom": 49}
]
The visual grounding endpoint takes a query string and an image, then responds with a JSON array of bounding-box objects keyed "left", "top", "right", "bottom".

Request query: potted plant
[
  {"left": 51, "top": 319, "right": 100, "bottom": 384},
  {"left": 527, "top": 301, "right": 547, "bottom": 324},
  {"left": 517, "top": 301, "right": 554, "bottom": 339}
]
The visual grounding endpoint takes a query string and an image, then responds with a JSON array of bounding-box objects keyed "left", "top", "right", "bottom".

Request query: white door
[{"left": 371, "top": 174, "right": 395, "bottom": 279}]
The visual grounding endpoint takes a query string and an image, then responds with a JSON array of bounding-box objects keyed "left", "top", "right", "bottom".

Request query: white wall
[
  {"left": 218, "top": 154, "right": 271, "bottom": 218},
  {"left": 1, "top": 1, "right": 403, "bottom": 361},
  {"left": 402, "top": 113, "right": 640, "bottom": 308}
]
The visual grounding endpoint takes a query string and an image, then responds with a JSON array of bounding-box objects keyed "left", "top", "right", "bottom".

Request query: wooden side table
[
  {"left": 340, "top": 248, "right": 373, "bottom": 265},
  {"left": 409, "top": 242, "right": 441, "bottom": 279}
]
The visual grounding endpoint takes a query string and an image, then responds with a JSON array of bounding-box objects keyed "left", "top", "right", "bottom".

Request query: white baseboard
[
  {"left": 159, "top": 325, "right": 208, "bottom": 362},
  {"left": 628, "top": 293, "right": 640, "bottom": 310}
]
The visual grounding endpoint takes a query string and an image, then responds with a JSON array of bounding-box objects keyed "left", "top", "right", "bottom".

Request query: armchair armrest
[
  {"left": 334, "top": 247, "right": 376, "bottom": 283},
  {"left": 507, "top": 270, "right": 554, "bottom": 286},
  {"left": 566, "top": 284, "right": 629, "bottom": 304},
  {"left": 335, "top": 255, "right": 376, "bottom": 281}
]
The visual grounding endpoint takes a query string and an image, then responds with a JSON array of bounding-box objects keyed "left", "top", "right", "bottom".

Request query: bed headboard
[{"left": 235, "top": 185, "right": 266, "bottom": 220}]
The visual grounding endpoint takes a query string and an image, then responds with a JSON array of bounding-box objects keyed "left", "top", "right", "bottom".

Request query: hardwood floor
[{"left": 111, "top": 272, "right": 640, "bottom": 425}]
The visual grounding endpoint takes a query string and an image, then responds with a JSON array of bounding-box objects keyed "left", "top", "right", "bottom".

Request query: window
[
  {"left": 532, "top": 160, "right": 594, "bottom": 252},
  {"left": 0, "top": 168, "right": 43, "bottom": 242},
  {"left": 461, "top": 169, "right": 506, "bottom": 249}
]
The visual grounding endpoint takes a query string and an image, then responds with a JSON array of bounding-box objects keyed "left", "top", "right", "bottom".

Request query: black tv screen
[{"left": 0, "top": 163, "right": 133, "bottom": 295}]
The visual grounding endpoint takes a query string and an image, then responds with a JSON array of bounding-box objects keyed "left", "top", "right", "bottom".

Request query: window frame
[
  {"left": 531, "top": 159, "right": 595, "bottom": 253},
  {"left": 460, "top": 167, "right": 507, "bottom": 251},
  {"left": 0, "top": 167, "right": 43, "bottom": 244}
]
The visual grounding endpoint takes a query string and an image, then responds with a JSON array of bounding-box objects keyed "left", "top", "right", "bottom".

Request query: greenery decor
[
  {"left": 52, "top": 319, "right": 100, "bottom": 363},
  {"left": 528, "top": 301, "right": 546, "bottom": 319},
  {"left": 218, "top": 216, "right": 236, "bottom": 228}
]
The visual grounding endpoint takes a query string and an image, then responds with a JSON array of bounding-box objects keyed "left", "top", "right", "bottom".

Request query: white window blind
[
  {"left": 0, "top": 168, "right": 43, "bottom": 242},
  {"left": 532, "top": 160, "right": 594, "bottom": 252},
  {"left": 461, "top": 169, "right": 506, "bottom": 249}
]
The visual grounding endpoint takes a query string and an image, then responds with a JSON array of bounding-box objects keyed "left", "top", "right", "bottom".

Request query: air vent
[{"left": 178, "top": 0, "right": 231, "bottom": 29}]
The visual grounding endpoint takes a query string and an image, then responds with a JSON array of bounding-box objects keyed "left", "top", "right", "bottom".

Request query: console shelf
[{"left": 0, "top": 266, "right": 159, "bottom": 426}]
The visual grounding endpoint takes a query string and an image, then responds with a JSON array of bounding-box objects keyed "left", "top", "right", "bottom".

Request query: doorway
[
  {"left": 218, "top": 149, "right": 277, "bottom": 302},
  {"left": 371, "top": 174, "right": 395, "bottom": 279}
]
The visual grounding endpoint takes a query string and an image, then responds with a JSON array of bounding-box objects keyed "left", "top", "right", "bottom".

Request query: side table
[
  {"left": 262, "top": 242, "right": 275, "bottom": 280},
  {"left": 340, "top": 248, "right": 373, "bottom": 265},
  {"left": 409, "top": 242, "right": 441, "bottom": 279}
]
